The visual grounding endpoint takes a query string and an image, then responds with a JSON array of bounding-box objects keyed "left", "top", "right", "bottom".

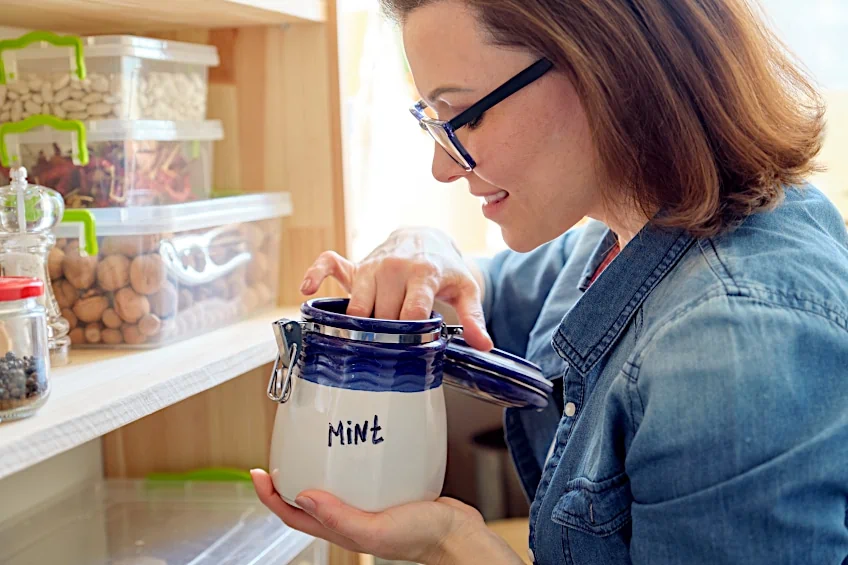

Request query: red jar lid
[{"left": 0, "top": 277, "right": 44, "bottom": 301}]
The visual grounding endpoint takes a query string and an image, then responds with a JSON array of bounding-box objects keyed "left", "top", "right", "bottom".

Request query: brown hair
[{"left": 382, "top": 0, "right": 826, "bottom": 237}]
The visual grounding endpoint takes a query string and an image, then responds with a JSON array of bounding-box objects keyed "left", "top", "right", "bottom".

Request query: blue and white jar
[{"left": 267, "top": 298, "right": 552, "bottom": 512}]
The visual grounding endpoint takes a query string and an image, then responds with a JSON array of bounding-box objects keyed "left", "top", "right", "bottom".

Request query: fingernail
[
  {"left": 300, "top": 278, "right": 311, "bottom": 293},
  {"left": 295, "top": 496, "right": 316, "bottom": 515}
]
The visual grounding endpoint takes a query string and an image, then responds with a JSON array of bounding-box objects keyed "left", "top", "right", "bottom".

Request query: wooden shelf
[
  {"left": 0, "top": 0, "right": 326, "bottom": 34},
  {"left": 0, "top": 307, "right": 298, "bottom": 481}
]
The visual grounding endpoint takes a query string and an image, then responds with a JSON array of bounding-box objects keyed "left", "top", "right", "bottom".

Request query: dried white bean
[
  {"left": 20, "top": 93, "right": 30, "bottom": 102},
  {"left": 69, "top": 90, "right": 85, "bottom": 100},
  {"left": 10, "top": 107, "right": 21, "bottom": 122},
  {"left": 102, "top": 94, "right": 118, "bottom": 104},
  {"left": 0, "top": 112, "right": 8, "bottom": 121},
  {"left": 0, "top": 85, "right": 5, "bottom": 107},
  {"left": 41, "top": 103, "right": 50, "bottom": 114},
  {"left": 80, "top": 78, "right": 91, "bottom": 92},
  {"left": 87, "top": 102, "right": 111, "bottom": 116},
  {"left": 32, "top": 94, "right": 42, "bottom": 104},
  {"left": 10, "top": 82, "right": 29, "bottom": 95},
  {"left": 52, "top": 105, "right": 67, "bottom": 119},
  {"left": 90, "top": 75, "right": 109, "bottom": 93},
  {"left": 81, "top": 92, "right": 102, "bottom": 104},
  {"left": 6, "top": 91, "right": 18, "bottom": 101},
  {"left": 70, "top": 79, "right": 82, "bottom": 91},
  {"left": 24, "top": 100, "right": 40, "bottom": 114},
  {"left": 41, "top": 84, "right": 53, "bottom": 103},
  {"left": 27, "top": 79, "right": 42, "bottom": 92},
  {"left": 1, "top": 101, "right": 10, "bottom": 111},
  {"left": 52, "top": 74, "right": 70, "bottom": 91},
  {"left": 54, "top": 87, "right": 70, "bottom": 104},
  {"left": 67, "top": 111, "right": 88, "bottom": 120},
  {"left": 60, "top": 99, "right": 86, "bottom": 112}
]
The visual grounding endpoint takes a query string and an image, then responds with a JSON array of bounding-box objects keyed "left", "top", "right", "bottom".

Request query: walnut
[
  {"left": 102, "top": 308, "right": 123, "bottom": 329},
  {"left": 84, "top": 323, "right": 102, "bottom": 344},
  {"left": 48, "top": 247, "right": 64, "bottom": 280},
  {"left": 121, "top": 324, "right": 146, "bottom": 345},
  {"left": 61, "top": 307, "right": 78, "bottom": 330},
  {"left": 130, "top": 254, "right": 166, "bottom": 295},
  {"left": 178, "top": 288, "right": 194, "bottom": 310},
  {"left": 73, "top": 295, "right": 109, "bottom": 323},
  {"left": 96, "top": 254, "right": 130, "bottom": 291},
  {"left": 101, "top": 328, "right": 123, "bottom": 345},
  {"left": 55, "top": 280, "right": 78, "bottom": 309},
  {"left": 69, "top": 327, "right": 85, "bottom": 345},
  {"left": 241, "top": 287, "right": 260, "bottom": 313},
  {"left": 246, "top": 253, "right": 269, "bottom": 285},
  {"left": 138, "top": 313, "right": 161, "bottom": 337},
  {"left": 114, "top": 288, "right": 150, "bottom": 324},
  {"left": 149, "top": 282, "right": 178, "bottom": 318},
  {"left": 101, "top": 235, "right": 160, "bottom": 257},
  {"left": 253, "top": 282, "right": 272, "bottom": 306},
  {"left": 62, "top": 252, "right": 98, "bottom": 289}
]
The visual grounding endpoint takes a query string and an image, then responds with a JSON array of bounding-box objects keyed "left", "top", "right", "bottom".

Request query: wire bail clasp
[{"left": 268, "top": 319, "right": 303, "bottom": 403}]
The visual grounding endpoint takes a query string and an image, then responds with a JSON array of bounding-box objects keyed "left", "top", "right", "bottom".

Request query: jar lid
[
  {"left": 0, "top": 277, "right": 44, "bottom": 300},
  {"left": 444, "top": 337, "right": 552, "bottom": 409}
]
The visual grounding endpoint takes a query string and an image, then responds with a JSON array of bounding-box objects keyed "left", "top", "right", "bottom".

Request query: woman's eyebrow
[{"left": 426, "top": 85, "right": 475, "bottom": 102}]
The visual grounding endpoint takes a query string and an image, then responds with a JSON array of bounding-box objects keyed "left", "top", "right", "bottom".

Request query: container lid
[
  {"left": 0, "top": 277, "right": 44, "bottom": 300},
  {"left": 9, "top": 119, "right": 223, "bottom": 143},
  {"left": 11, "top": 34, "right": 220, "bottom": 66},
  {"left": 53, "top": 192, "right": 292, "bottom": 237},
  {"left": 444, "top": 337, "right": 552, "bottom": 409}
]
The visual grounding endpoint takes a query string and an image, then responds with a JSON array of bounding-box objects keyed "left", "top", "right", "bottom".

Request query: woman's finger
[
  {"left": 451, "top": 289, "right": 493, "bottom": 351},
  {"left": 250, "top": 470, "right": 367, "bottom": 553},
  {"left": 399, "top": 280, "right": 436, "bottom": 321},
  {"left": 301, "top": 251, "right": 355, "bottom": 295},
  {"left": 374, "top": 268, "right": 407, "bottom": 320},
  {"left": 346, "top": 270, "right": 377, "bottom": 318},
  {"left": 295, "top": 489, "right": 384, "bottom": 544}
]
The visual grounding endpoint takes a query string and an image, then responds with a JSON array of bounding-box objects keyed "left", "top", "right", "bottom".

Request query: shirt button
[
  {"left": 528, "top": 548, "right": 536, "bottom": 563},
  {"left": 565, "top": 402, "right": 577, "bottom": 417}
]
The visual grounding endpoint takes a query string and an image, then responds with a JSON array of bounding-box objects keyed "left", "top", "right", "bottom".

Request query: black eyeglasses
[{"left": 409, "top": 58, "right": 554, "bottom": 171}]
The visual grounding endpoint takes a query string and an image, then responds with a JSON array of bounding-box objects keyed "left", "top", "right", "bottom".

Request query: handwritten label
[{"left": 328, "top": 414, "right": 385, "bottom": 447}]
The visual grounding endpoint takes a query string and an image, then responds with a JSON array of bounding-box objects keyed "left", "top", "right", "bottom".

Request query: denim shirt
[{"left": 478, "top": 186, "right": 848, "bottom": 565}]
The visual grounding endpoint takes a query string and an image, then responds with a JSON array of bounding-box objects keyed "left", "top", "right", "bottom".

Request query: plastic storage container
[
  {"left": 0, "top": 117, "right": 223, "bottom": 208},
  {"left": 0, "top": 32, "right": 219, "bottom": 123},
  {"left": 0, "top": 277, "right": 50, "bottom": 422},
  {"left": 51, "top": 193, "right": 290, "bottom": 349},
  {"left": 0, "top": 479, "right": 328, "bottom": 565}
]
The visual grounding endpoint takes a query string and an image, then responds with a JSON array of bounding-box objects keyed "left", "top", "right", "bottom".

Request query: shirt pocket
[{"left": 551, "top": 471, "right": 632, "bottom": 536}]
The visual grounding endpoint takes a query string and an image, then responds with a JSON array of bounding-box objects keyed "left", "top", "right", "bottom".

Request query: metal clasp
[
  {"left": 441, "top": 324, "right": 464, "bottom": 341},
  {"left": 268, "top": 319, "right": 304, "bottom": 403}
]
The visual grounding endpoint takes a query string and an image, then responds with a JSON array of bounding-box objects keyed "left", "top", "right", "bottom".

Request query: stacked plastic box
[
  {"left": 0, "top": 32, "right": 289, "bottom": 348},
  {"left": 0, "top": 480, "right": 328, "bottom": 564}
]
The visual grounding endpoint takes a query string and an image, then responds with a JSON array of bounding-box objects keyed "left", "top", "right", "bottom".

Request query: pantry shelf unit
[
  {"left": 0, "top": 0, "right": 326, "bottom": 34},
  {"left": 0, "top": 307, "right": 298, "bottom": 481}
]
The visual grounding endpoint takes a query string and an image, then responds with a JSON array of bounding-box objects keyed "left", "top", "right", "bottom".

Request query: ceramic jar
[
  {"left": 267, "top": 297, "right": 553, "bottom": 513},
  {"left": 267, "top": 298, "right": 460, "bottom": 512}
]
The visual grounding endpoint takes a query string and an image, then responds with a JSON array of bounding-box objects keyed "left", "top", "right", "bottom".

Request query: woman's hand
[
  {"left": 251, "top": 469, "right": 523, "bottom": 565},
  {"left": 301, "top": 227, "right": 493, "bottom": 351}
]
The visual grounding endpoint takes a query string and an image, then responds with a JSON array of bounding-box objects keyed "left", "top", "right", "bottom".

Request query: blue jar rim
[{"left": 300, "top": 298, "right": 444, "bottom": 335}]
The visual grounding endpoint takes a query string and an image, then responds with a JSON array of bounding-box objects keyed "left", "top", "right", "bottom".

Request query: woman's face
[{"left": 403, "top": 0, "right": 602, "bottom": 252}]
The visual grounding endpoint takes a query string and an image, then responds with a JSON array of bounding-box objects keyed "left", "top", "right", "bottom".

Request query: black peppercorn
[{"left": 0, "top": 352, "right": 48, "bottom": 412}]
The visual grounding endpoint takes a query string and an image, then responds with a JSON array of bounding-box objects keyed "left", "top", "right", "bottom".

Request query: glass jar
[{"left": 0, "top": 277, "right": 50, "bottom": 422}]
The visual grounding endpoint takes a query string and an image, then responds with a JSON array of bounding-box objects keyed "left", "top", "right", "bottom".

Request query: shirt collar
[{"left": 553, "top": 222, "right": 695, "bottom": 376}]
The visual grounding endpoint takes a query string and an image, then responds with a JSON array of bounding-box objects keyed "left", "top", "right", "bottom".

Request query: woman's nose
[{"left": 431, "top": 144, "right": 470, "bottom": 183}]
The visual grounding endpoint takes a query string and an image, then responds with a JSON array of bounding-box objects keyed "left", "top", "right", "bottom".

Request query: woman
[{"left": 251, "top": 0, "right": 848, "bottom": 563}]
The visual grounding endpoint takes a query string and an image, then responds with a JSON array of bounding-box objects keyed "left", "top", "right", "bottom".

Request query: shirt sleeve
[
  {"left": 475, "top": 228, "right": 581, "bottom": 357},
  {"left": 621, "top": 295, "right": 848, "bottom": 564}
]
